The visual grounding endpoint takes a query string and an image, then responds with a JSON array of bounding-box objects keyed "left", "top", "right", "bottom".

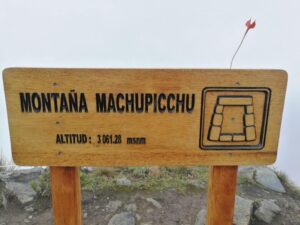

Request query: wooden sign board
[{"left": 3, "top": 68, "right": 287, "bottom": 166}]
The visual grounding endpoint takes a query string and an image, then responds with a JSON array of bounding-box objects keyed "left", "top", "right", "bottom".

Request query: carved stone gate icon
[
  {"left": 208, "top": 96, "right": 256, "bottom": 142},
  {"left": 200, "top": 87, "right": 271, "bottom": 150}
]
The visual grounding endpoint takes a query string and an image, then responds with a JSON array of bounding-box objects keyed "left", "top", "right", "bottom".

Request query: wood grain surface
[
  {"left": 3, "top": 68, "right": 287, "bottom": 166},
  {"left": 50, "top": 167, "right": 82, "bottom": 225},
  {"left": 206, "top": 166, "right": 238, "bottom": 225}
]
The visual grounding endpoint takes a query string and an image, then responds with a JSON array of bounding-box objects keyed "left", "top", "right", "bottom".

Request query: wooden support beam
[
  {"left": 206, "top": 166, "right": 238, "bottom": 225},
  {"left": 50, "top": 167, "right": 82, "bottom": 225}
]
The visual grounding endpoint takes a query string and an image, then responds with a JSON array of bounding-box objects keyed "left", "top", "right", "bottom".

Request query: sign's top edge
[{"left": 2, "top": 67, "right": 288, "bottom": 75}]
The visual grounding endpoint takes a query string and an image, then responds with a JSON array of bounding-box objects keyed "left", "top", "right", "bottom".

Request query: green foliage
[
  {"left": 160, "top": 166, "right": 192, "bottom": 177},
  {"left": 128, "top": 167, "right": 150, "bottom": 178},
  {"left": 30, "top": 171, "right": 51, "bottom": 198},
  {"left": 31, "top": 166, "right": 209, "bottom": 198},
  {"left": 80, "top": 166, "right": 208, "bottom": 193},
  {"left": 80, "top": 171, "right": 93, "bottom": 187},
  {"left": 133, "top": 175, "right": 188, "bottom": 192},
  {"left": 190, "top": 167, "right": 208, "bottom": 180},
  {"left": 30, "top": 180, "right": 38, "bottom": 192},
  {"left": 81, "top": 171, "right": 118, "bottom": 193},
  {"left": 92, "top": 168, "right": 116, "bottom": 177},
  {"left": 237, "top": 176, "right": 253, "bottom": 185}
]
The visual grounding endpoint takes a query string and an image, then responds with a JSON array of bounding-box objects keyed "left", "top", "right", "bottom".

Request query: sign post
[
  {"left": 3, "top": 68, "right": 287, "bottom": 225},
  {"left": 50, "top": 167, "right": 82, "bottom": 225},
  {"left": 207, "top": 166, "right": 238, "bottom": 225}
]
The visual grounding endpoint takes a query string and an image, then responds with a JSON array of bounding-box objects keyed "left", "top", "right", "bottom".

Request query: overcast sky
[{"left": 0, "top": 0, "right": 299, "bottom": 185}]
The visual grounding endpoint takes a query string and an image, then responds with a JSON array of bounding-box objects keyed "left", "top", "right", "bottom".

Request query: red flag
[
  {"left": 245, "top": 19, "right": 256, "bottom": 32},
  {"left": 230, "top": 18, "right": 256, "bottom": 68}
]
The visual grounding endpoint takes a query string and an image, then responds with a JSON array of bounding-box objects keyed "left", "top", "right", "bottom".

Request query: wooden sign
[
  {"left": 3, "top": 68, "right": 288, "bottom": 225},
  {"left": 3, "top": 68, "right": 287, "bottom": 166}
]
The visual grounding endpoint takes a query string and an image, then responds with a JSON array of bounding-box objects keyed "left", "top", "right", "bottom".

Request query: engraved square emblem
[{"left": 200, "top": 87, "right": 271, "bottom": 150}]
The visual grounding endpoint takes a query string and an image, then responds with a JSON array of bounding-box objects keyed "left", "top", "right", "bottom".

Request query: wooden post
[
  {"left": 206, "top": 166, "right": 238, "bottom": 225},
  {"left": 50, "top": 167, "right": 82, "bottom": 225}
]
